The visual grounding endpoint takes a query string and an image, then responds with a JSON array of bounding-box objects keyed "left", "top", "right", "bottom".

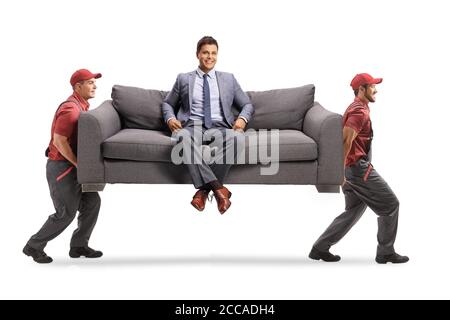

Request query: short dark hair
[
  {"left": 72, "top": 80, "right": 85, "bottom": 89},
  {"left": 196, "top": 36, "right": 218, "bottom": 54},
  {"left": 354, "top": 84, "right": 368, "bottom": 96}
]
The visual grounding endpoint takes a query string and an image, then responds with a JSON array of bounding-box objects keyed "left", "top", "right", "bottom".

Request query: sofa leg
[
  {"left": 82, "top": 184, "right": 106, "bottom": 193},
  {"left": 316, "top": 185, "right": 340, "bottom": 193}
]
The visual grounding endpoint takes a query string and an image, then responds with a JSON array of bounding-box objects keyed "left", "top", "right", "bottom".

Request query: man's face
[
  {"left": 76, "top": 78, "right": 97, "bottom": 100},
  {"left": 363, "top": 84, "right": 378, "bottom": 103},
  {"left": 197, "top": 44, "right": 218, "bottom": 72}
]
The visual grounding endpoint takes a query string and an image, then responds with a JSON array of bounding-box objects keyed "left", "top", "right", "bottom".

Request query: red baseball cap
[
  {"left": 350, "top": 73, "right": 382, "bottom": 90},
  {"left": 70, "top": 69, "right": 102, "bottom": 87}
]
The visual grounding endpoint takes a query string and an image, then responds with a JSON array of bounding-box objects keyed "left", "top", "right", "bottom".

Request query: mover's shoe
[
  {"left": 308, "top": 246, "right": 341, "bottom": 262},
  {"left": 23, "top": 244, "right": 53, "bottom": 264},
  {"left": 376, "top": 253, "right": 409, "bottom": 264},
  {"left": 69, "top": 246, "right": 103, "bottom": 258}
]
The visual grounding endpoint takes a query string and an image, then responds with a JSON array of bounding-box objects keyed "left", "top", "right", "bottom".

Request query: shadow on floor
[{"left": 50, "top": 255, "right": 375, "bottom": 267}]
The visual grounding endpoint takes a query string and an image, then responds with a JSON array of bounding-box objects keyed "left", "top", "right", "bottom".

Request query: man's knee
[
  {"left": 385, "top": 190, "right": 400, "bottom": 209},
  {"left": 50, "top": 207, "right": 77, "bottom": 223},
  {"left": 345, "top": 202, "right": 367, "bottom": 215},
  {"left": 376, "top": 196, "right": 399, "bottom": 216},
  {"left": 393, "top": 195, "right": 399, "bottom": 206},
  {"left": 91, "top": 193, "right": 101, "bottom": 208},
  {"left": 81, "top": 193, "right": 101, "bottom": 212},
  {"left": 390, "top": 197, "right": 400, "bottom": 211}
]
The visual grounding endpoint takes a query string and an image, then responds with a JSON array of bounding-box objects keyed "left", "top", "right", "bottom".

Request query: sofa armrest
[
  {"left": 78, "top": 100, "right": 121, "bottom": 183},
  {"left": 303, "top": 102, "right": 344, "bottom": 185}
]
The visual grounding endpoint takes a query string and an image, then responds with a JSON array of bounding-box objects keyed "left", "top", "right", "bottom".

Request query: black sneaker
[
  {"left": 309, "top": 246, "right": 341, "bottom": 262},
  {"left": 23, "top": 244, "right": 53, "bottom": 264},
  {"left": 69, "top": 246, "right": 103, "bottom": 258},
  {"left": 376, "top": 253, "right": 409, "bottom": 264}
]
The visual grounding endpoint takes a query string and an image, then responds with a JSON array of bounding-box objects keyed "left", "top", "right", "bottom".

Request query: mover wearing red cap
[
  {"left": 23, "top": 69, "right": 103, "bottom": 264},
  {"left": 309, "top": 73, "right": 409, "bottom": 264},
  {"left": 70, "top": 68, "right": 102, "bottom": 87},
  {"left": 350, "top": 73, "right": 382, "bottom": 92}
]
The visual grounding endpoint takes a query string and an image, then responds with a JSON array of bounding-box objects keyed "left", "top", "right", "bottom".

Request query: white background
[{"left": 1, "top": 0, "right": 449, "bottom": 299}]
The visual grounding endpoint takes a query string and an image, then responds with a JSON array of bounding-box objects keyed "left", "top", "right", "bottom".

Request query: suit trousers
[
  {"left": 175, "top": 120, "right": 244, "bottom": 189},
  {"left": 313, "top": 158, "right": 400, "bottom": 256},
  {"left": 27, "top": 160, "right": 101, "bottom": 251}
]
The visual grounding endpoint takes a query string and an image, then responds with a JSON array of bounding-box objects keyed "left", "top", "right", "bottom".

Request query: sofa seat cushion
[
  {"left": 102, "top": 129, "right": 317, "bottom": 163},
  {"left": 103, "top": 129, "right": 176, "bottom": 162},
  {"left": 243, "top": 129, "right": 317, "bottom": 163}
]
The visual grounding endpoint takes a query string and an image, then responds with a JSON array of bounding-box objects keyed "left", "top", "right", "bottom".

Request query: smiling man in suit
[{"left": 162, "top": 36, "right": 254, "bottom": 214}]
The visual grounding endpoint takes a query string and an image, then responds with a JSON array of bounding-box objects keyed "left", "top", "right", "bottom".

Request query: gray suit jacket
[{"left": 162, "top": 70, "right": 254, "bottom": 127}]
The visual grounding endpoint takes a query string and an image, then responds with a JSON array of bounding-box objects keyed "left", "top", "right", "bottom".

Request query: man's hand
[
  {"left": 168, "top": 118, "right": 182, "bottom": 132},
  {"left": 53, "top": 133, "right": 77, "bottom": 167},
  {"left": 232, "top": 118, "right": 246, "bottom": 132}
]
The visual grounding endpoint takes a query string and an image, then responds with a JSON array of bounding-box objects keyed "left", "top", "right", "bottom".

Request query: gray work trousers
[
  {"left": 175, "top": 120, "right": 244, "bottom": 189},
  {"left": 27, "top": 160, "right": 101, "bottom": 251},
  {"left": 313, "top": 158, "right": 400, "bottom": 256}
]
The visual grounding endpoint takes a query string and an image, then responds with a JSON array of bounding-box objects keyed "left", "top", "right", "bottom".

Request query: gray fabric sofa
[{"left": 78, "top": 84, "right": 343, "bottom": 193}]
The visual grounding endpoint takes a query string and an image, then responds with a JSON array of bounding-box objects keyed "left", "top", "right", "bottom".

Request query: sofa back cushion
[
  {"left": 241, "top": 84, "right": 315, "bottom": 130},
  {"left": 111, "top": 85, "right": 169, "bottom": 131}
]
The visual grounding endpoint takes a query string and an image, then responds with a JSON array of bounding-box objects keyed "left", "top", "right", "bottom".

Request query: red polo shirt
[
  {"left": 343, "top": 97, "right": 372, "bottom": 167},
  {"left": 47, "top": 92, "right": 89, "bottom": 161}
]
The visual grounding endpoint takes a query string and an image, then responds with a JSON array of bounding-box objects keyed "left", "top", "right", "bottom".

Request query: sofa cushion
[
  {"left": 103, "top": 129, "right": 175, "bottom": 163},
  {"left": 102, "top": 129, "right": 317, "bottom": 163},
  {"left": 243, "top": 129, "right": 317, "bottom": 163},
  {"left": 242, "top": 84, "right": 315, "bottom": 130},
  {"left": 111, "top": 85, "right": 169, "bottom": 131}
]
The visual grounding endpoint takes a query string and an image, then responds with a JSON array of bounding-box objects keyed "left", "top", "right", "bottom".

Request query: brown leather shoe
[
  {"left": 191, "top": 189, "right": 210, "bottom": 211},
  {"left": 213, "top": 186, "right": 232, "bottom": 214}
]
